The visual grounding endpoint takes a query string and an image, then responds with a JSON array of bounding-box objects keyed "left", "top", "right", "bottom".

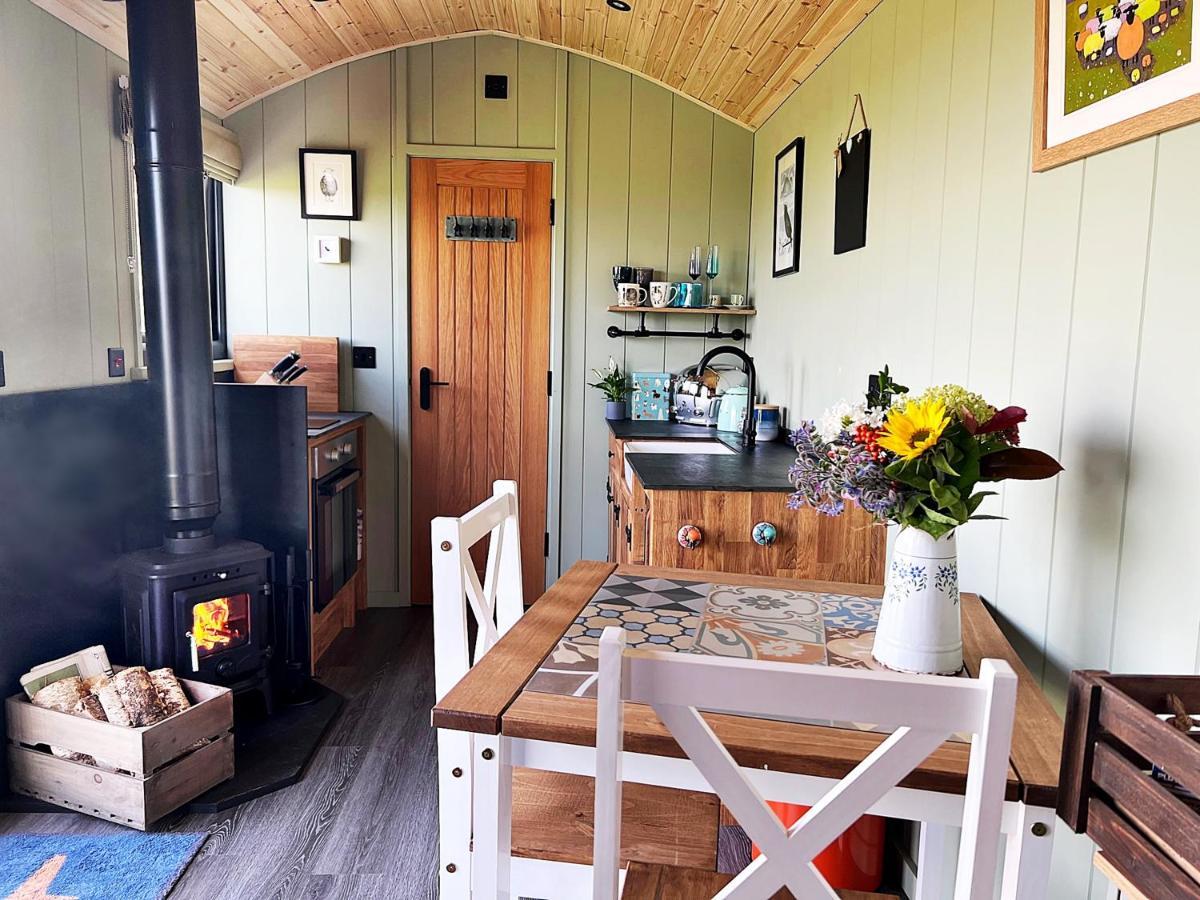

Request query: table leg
[
  {"left": 437, "top": 729, "right": 473, "bottom": 899},
  {"left": 472, "top": 734, "right": 513, "bottom": 899},
  {"left": 1000, "top": 804, "right": 1056, "bottom": 900},
  {"left": 915, "top": 822, "right": 960, "bottom": 900}
]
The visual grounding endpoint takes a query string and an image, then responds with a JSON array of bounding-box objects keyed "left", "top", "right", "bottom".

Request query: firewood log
[
  {"left": 111, "top": 667, "right": 167, "bottom": 727},
  {"left": 32, "top": 677, "right": 102, "bottom": 764},
  {"left": 148, "top": 668, "right": 191, "bottom": 717},
  {"left": 95, "top": 682, "right": 133, "bottom": 727}
]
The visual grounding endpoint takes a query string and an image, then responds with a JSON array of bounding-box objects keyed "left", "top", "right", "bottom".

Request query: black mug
[
  {"left": 634, "top": 266, "right": 654, "bottom": 291},
  {"left": 612, "top": 265, "right": 633, "bottom": 291}
]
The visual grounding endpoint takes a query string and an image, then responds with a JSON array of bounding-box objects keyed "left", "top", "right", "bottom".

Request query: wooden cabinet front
[{"left": 645, "top": 489, "right": 885, "bottom": 585}]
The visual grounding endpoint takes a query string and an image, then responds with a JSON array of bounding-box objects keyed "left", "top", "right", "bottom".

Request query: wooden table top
[{"left": 432, "top": 561, "right": 1064, "bottom": 807}]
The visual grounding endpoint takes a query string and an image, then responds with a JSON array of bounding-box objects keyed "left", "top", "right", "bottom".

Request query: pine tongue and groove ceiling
[{"left": 33, "top": 0, "right": 881, "bottom": 128}]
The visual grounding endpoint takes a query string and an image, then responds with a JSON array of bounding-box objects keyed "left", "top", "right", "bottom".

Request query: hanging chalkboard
[{"left": 834, "top": 94, "right": 871, "bottom": 255}]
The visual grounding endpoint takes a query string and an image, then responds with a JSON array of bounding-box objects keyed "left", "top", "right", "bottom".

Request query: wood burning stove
[{"left": 121, "top": 540, "right": 274, "bottom": 704}]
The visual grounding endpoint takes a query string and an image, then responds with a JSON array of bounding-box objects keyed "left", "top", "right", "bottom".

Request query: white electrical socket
[{"left": 313, "top": 235, "right": 348, "bottom": 264}]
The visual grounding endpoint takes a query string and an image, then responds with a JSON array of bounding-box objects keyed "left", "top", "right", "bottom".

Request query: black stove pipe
[{"left": 126, "top": 0, "right": 221, "bottom": 548}]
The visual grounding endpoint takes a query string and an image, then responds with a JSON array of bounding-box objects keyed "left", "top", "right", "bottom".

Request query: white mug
[
  {"left": 649, "top": 281, "right": 677, "bottom": 308},
  {"left": 617, "top": 282, "right": 648, "bottom": 307},
  {"left": 729, "top": 293, "right": 749, "bottom": 308}
]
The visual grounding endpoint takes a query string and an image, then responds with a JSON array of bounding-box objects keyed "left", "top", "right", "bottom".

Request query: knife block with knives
[{"left": 231, "top": 334, "right": 341, "bottom": 412}]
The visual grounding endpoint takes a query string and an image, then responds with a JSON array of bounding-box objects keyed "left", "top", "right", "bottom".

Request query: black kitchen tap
[{"left": 694, "top": 345, "right": 757, "bottom": 448}]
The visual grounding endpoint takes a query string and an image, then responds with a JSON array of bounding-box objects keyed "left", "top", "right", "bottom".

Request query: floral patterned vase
[{"left": 872, "top": 527, "right": 962, "bottom": 675}]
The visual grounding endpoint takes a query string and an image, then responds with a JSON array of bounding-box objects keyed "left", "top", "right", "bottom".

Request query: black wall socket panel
[
  {"left": 484, "top": 74, "right": 509, "bottom": 99},
  {"left": 352, "top": 346, "right": 377, "bottom": 369},
  {"left": 0, "top": 351, "right": 5, "bottom": 388},
  {"left": 107, "top": 347, "right": 126, "bottom": 378}
]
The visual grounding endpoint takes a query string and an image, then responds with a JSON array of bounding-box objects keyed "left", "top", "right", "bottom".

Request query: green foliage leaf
[
  {"left": 931, "top": 453, "right": 960, "bottom": 478},
  {"left": 928, "top": 480, "right": 961, "bottom": 509},
  {"left": 920, "top": 503, "right": 962, "bottom": 527},
  {"left": 885, "top": 459, "right": 930, "bottom": 491}
]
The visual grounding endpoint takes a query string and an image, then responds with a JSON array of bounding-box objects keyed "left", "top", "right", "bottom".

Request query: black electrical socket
[
  {"left": 0, "top": 351, "right": 5, "bottom": 388},
  {"left": 484, "top": 74, "right": 509, "bottom": 99},
  {"left": 352, "top": 346, "right": 377, "bottom": 369},
  {"left": 107, "top": 347, "right": 126, "bottom": 378}
]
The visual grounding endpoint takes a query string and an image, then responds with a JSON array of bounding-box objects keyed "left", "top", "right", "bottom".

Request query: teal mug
[{"left": 675, "top": 282, "right": 704, "bottom": 308}]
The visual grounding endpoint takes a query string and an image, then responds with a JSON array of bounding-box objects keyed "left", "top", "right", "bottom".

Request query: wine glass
[
  {"left": 705, "top": 245, "right": 719, "bottom": 283},
  {"left": 688, "top": 245, "right": 702, "bottom": 281}
]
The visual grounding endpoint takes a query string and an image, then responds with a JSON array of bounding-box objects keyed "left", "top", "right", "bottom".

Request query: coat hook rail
[{"left": 607, "top": 311, "right": 746, "bottom": 341}]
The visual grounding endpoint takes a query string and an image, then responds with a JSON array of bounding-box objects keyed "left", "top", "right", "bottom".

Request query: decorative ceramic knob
[
  {"left": 752, "top": 522, "right": 778, "bottom": 546},
  {"left": 677, "top": 524, "right": 702, "bottom": 550}
]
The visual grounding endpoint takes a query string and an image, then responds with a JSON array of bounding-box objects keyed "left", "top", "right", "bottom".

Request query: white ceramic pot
[{"left": 872, "top": 527, "right": 962, "bottom": 675}]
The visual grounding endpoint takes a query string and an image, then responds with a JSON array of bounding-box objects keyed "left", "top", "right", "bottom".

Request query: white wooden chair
[
  {"left": 432, "top": 480, "right": 524, "bottom": 900},
  {"left": 592, "top": 627, "right": 1018, "bottom": 900}
]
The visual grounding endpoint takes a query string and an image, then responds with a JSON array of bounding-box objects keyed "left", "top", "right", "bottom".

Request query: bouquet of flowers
[{"left": 787, "top": 367, "right": 1063, "bottom": 538}]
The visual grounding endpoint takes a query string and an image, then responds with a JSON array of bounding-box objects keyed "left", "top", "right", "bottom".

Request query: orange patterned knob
[{"left": 677, "top": 524, "right": 702, "bottom": 550}]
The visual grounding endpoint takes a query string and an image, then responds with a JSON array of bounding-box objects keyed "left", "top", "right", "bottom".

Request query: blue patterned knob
[
  {"left": 752, "top": 521, "right": 778, "bottom": 546},
  {"left": 677, "top": 524, "right": 702, "bottom": 550}
]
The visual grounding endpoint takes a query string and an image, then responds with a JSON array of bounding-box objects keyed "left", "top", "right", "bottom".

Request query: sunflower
[{"left": 877, "top": 397, "right": 950, "bottom": 461}]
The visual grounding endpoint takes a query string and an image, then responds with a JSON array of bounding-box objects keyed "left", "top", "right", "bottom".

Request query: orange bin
[{"left": 751, "top": 802, "right": 885, "bottom": 892}]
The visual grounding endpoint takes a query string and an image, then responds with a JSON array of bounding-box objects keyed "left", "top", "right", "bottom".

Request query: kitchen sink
[{"left": 623, "top": 440, "right": 736, "bottom": 489}]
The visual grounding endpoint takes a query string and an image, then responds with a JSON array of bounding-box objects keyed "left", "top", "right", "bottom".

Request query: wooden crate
[
  {"left": 1059, "top": 671, "right": 1200, "bottom": 899},
  {"left": 5, "top": 677, "right": 234, "bottom": 830}
]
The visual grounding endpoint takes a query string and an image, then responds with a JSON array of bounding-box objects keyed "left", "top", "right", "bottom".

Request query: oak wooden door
[{"left": 409, "top": 158, "right": 552, "bottom": 605}]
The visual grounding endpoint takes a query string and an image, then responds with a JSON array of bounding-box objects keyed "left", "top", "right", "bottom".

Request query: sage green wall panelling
[
  {"left": 707, "top": 116, "right": 752, "bottom": 329},
  {"left": 77, "top": 37, "right": 125, "bottom": 384},
  {"left": 0, "top": 0, "right": 131, "bottom": 394},
  {"left": 262, "top": 83, "right": 308, "bottom": 336},
  {"left": 349, "top": 53, "right": 399, "bottom": 604},
  {"left": 581, "top": 62, "right": 633, "bottom": 562},
  {"left": 223, "top": 102, "right": 268, "bottom": 336},
  {"left": 474, "top": 36, "right": 518, "bottom": 148},
  {"left": 406, "top": 43, "right": 434, "bottom": 144},
  {"left": 749, "top": 0, "right": 1200, "bottom": 894},
  {"left": 305, "top": 67, "right": 353, "bottom": 411},
  {"left": 517, "top": 41, "right": 559, "bottom": 149},
  {"left": 558, "top": 52, "right": 592, "bottom": 569},
  {"left": 621, "top": 77, "right": 673, "bottom": 376},
  {"left": 432, "top": 39, "right": 476, "bottom": 146}
]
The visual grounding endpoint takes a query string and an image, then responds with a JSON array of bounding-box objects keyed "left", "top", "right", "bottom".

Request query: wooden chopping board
[{"left": 231, "top": 334, "right": 340, "bottom": 412}]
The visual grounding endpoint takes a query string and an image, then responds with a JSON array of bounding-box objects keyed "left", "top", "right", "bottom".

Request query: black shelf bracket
[{"left": 607, "top": 310, "right": 746, "bottom": 342}]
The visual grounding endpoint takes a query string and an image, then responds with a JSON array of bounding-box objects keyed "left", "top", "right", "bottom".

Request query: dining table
[{"left": 432, "top": 561, "right": 1064, "bottom": 899}]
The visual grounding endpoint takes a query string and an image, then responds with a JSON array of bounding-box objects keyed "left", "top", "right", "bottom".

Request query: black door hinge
[
  {"left": 543, "top": 531, "right": 550, "bottom": 557},
  {"left": 549, "top": 198, "right": 556, "bottom": 226},
  {"left": 547, "top": 370, "right": 553, "bottom": 397}
]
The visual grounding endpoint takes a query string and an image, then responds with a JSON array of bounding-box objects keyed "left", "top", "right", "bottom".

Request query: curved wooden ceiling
[{"left": 34, "top": 0, "right": 880, "bottom": 128}]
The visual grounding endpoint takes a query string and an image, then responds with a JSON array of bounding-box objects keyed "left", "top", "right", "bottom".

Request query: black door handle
[{"left": 419, "top": 366, "right": 450, "bottom": 410}]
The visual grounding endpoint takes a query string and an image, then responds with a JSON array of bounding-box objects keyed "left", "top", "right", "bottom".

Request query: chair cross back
[
  {"left": 432, "top": 479, "right": 524, "bottom": 703},
  {"left": 592, "top": 627, "right": 1018, "bottom": 900}
]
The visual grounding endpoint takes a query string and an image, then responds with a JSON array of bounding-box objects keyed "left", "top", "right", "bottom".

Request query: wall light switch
[
  {"left": 107, "top": 347, "right": 126, "bottom": 378},
  {"left": 313, "top": 235, "right": 348, "bottom": 264}
]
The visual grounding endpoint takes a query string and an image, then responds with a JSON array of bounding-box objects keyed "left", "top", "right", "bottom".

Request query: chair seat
[
  {"left": 511, "top": 769, "right": 719, "bottom": 870},
  {"left": 621, "top": 862, "right": 899, "bottom": 900}
]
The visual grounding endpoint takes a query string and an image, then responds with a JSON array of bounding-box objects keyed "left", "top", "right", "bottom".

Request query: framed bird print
[
  {"left": 772, "top": 137, "right": 804, "bottom": 277},
  {"left": 299, "top": 148, "right": 360, "bottom": 220},
  {"left": 1034, "top": 0, "right": 1200, "bottom": 171}
]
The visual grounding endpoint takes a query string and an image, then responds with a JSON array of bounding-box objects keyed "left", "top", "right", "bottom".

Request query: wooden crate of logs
[
  {"left": 6, "top": 667, "right": 233, "bottom": 830},
  {"left": 1058, "top": 671, "right": 1200, "bottom": 899}
]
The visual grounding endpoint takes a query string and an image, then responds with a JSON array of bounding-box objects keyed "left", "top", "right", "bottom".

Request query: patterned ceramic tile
[
  {"left": 820, "top": 594, "right": 881, "bottom": 630},
  {"left": 691, "top": 586, "right": 827, "bottom": 663}
]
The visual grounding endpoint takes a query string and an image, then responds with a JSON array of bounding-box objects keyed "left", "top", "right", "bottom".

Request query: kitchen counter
[
  {"left": 307, "top": 411, "right": 370, "bottom": 443},
  {"left": 609, "top": 420, "right": 797, "bottom": 492}
]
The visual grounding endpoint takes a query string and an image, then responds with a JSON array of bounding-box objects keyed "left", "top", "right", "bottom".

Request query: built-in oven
[{"left": 312, "top": 431, "right": 362, "bottom": 614}]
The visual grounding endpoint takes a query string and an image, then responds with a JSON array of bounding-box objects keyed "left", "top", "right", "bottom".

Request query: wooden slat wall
[
  {"left": 746, "top": 0, "right": 1200, "bottom": 895},
  {"left": 556, "top": 53, "right": 754, "bottom": 568},
  {"left": 30, "top": 0, "right": 884, "bottom": 128},
  {"left": 0, "top": 1, "right": 133, "bottom": 395}
]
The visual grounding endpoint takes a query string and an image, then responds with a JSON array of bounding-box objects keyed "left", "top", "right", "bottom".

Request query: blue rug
[{"left": 0, "top": 833, "right": 206, "bottom": 900}]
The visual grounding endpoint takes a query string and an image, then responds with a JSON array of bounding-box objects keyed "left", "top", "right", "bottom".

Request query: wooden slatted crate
[
  {"left": 1059, "top": 671, "right": 1200, "bottom": 899},
  {"left": 5, "top": 677, "right": 233, "bottom": 830}
]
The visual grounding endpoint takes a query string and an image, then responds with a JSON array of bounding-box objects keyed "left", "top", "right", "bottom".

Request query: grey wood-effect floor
[{"left": 0, "top": 609, "right": 440, "bottom": 900}]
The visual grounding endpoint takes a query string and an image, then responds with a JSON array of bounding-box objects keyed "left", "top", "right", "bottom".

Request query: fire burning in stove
[{"left": 192, "top": 594, "right": 250, "bottom": 657}]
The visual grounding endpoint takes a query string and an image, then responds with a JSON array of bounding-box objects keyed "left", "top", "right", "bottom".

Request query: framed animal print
[
  {"left": 1035, "top": 0, "right": 1200, "bottom": 171},
  {"left": 772, "top": 138, "right": 804, "bottom": 277},
  {"left": 299, "top": 148, "right": 360, "bottom": 220}
]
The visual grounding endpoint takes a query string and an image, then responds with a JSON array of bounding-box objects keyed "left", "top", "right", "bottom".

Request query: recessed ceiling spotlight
[{"left": 607, "top": 0, "right": 632, "bottom": 11}]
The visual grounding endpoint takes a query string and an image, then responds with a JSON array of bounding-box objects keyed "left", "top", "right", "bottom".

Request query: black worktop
[{"left": 609, "top": 419, "right": 797, "bottom": 492}]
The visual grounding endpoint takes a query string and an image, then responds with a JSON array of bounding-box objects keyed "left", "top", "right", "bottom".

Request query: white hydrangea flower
[{"left": 816, "top": 400, "right": 888, "bottom": 442}]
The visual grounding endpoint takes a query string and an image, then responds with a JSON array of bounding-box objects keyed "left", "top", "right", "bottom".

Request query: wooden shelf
[{"left": 606, "top": 305, "right": 756, "bottom": 316}]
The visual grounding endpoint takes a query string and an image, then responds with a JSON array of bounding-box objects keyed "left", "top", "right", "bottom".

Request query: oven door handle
[{"left": 319, "top": 468, "right": 361, "bottom": 496}]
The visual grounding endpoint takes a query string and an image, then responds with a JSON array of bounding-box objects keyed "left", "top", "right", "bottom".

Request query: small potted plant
[
  {"left": 787, "top": 367, "right": 1063, "bottom": 674},
  {"left": 589, "top": 358, "right": 629, "bottom": 420}
]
